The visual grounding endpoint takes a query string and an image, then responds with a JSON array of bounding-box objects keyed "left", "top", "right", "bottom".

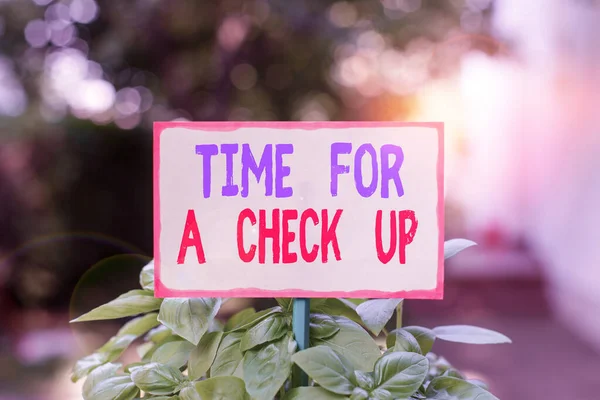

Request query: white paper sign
[{"left": 154, "top": 122, "right": 444, "bottom": 298}]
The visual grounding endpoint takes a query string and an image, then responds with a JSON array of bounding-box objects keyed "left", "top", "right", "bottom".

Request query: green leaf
[
  {"left": 117, "top": 313, "right": 160, "bottom": 337},
  {"left": 158, "top": 298, "right": 222, "bottom": 345},
  {"left": 130, "top": 362, "right": 186, "bottom": 395},
  {"left": 71, "top": 290, "right": 162, "bottom": 322},
  {"left": 386, "top": 329, "right": 421, "bottom": 354},
  {"left": 313, "top": 316, "right": 380, "bottom": 371},
  {"left": 433, "top": 325, "right": 512, "bottom": 344},
  {"left": 98, "top": 334, "right": 138, "bottom": 361},
  {"left": 151, "top": 339, "right": 195, "bottom": 368},
  {"left": 339, "top": 298, "right": 367, "bottom": 308},
  {"left": 444, "top": 239, "right": 476, "bottom": 260},
  {"left": 124, "top": 362, "right": 146, "bottom": 373},
  {"left": 188, "top": 331, "right": 223, "bottom": 380},
  {"left": 146, "top": 325, "right": 173, "bottom": 343},
  {"left": 226, "top": 306, "right": 282, "bottom": 332},
  {"left": 351, "top": 371, "right": 374, "bottom": 391},
  {"left": 193, "top": 376, "right": 250, "bottom": 400},
  {"left": 240, "top": 313, "right": 288, "bottom": 352},
  {"left": 310, "top": 313, "right": 340, "bottom": 340},
  {"left": 84, "top": 375, "right": 139, "bottom": 400},
  {"left": 425, "top": 376, "right": 499, "bottom": 399},
  {"left": 467, "top": 379, "right": 489, "bottom": 391},
  {"left": 136, "top": 342, "right": 154, "bottom": 359},
  {"left": 243, "top": 333, "right": 296, "bottom": 400},
  {"left": 179, "top": 386, "right": 201, "bottom": 400},
  {"left": 83, "top": 362, "right": 121, "bottom": 399},
  {"left": 311, "top": 299, "right": 363, "bottom": 325},
  {"left": 356, "top": 299, "right": 403, "bottom": 336},
  {"left": 443, "top": 369, "right": 464, "bottom": 379},
  {"left": 179, "top": 382, "right": 202, "bottom": 400},
  {"left": 403, "top": 326, "right": 436, "bottom": 354},
  {"left": 142, "top": 335, "right": 183, "bottom": 362},
  {"left": 149, "top": 396, "right": 181, "bottom": 400},
  {"left": 373, "top": 352, "right": 428, "bottom": 398},
  {"left": 291, "top": 346, "right": 354, "bottom": 395},
  {"left": 370, "top": 388, "right": 393, "bottom": 400},
  {"left": 140, "top": 260, "right": 155, "bottom": 291},
  {"left": 72, "top": 353, "right": 109, "bottom": 382},
  {"left": 224, "top": 307, "right": 256, "bottom": 331},
  {"left": 277, "top": 298, "right": 293, "bottom": 312},
  {"left": 284, "top": 387, "right": 349, "bottom": 399},
  {"left": 349, "top": 387, "right": 369, "bottom": 400},
  {"left": 210, "top": 332, "right": 244, "bottom": 377}
]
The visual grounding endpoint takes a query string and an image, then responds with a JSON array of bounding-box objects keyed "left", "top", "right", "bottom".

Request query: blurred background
[{"left": 0, "top": 0, "right": 599, "bottom": 398}]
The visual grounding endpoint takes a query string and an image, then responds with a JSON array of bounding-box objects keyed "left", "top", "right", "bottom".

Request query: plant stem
[{"left": 396, "top": 300, "right": 404, "bottom": 330}]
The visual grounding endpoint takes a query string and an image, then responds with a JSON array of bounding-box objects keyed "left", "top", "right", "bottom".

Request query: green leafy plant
[{"left": 71, "top": 238, "right": 510, "bottom": 400}]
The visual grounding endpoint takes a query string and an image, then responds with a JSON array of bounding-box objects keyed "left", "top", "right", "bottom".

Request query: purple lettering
[
  {"left": 381, "top": 144, "right": 404, "bottom": 198},
  {"left": 275, "top": 144, "right": 293, "bottom": 198},
  {"left": 330, "top": 142, "right": 352, "bottom": 196},
  {"left": 354, "top": 144, "right": 378, "bottom": 198},
  {"left": 241, "top": 144, "right": 273, "bottom": 197},
  {"left": 195, "top": 144, "right": 218, "bottom": 198},
  {"left": 221, "top": 143, "right": 239, "bottom": 196}
]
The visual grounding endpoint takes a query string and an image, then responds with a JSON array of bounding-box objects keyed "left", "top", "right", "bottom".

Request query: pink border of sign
[{"left": 153, "top": 121, "right": 444, "bottom": 299}]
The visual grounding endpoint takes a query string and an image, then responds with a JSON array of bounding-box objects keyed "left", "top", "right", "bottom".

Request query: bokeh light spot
[
  {"left": 230, "top": 63, "right": 258, "bottom": 91},
  {"left": 24, "top": 19, "right": 50, "bottom": 48},
  {"left": 70, "top": 0, "right": 99, "bottom": 24},
  {"left": 329, "top": 2, "right": 358, "bottom": 28}
]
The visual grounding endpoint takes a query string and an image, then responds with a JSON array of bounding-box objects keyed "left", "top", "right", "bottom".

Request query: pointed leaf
[
  {"left": 433, "top": 325, "right": 512, "bottom": 344},
  {"left": 151, "top": 339, "right": 195, "bottom": 368},
  {"left": 356, "top": 299, "right": 403, "bottom": 336},
  {"left": 311, "top": 299, "right": 363, "bottom": 325},
  {"left": 98, "top": 334, "right": 138, "bottom": 361},
  {"left": 83, "top": 362, "right": 121, "bottom": 398},
  {"left": 142, "top": 335, "right": 183, "bottom": 362},
  {"left": 84, "top": 375, "right": 139, "bottom": 400},
  {"left": 351, "top": 371, "right": 374, "bottom": 391},
  {"left": 284, "top": 387, "right": 349, "bottom": 399},
  {"left": 425, "top": 376, "right": 499, "bottom": 399},
  {"left": 313, "top": 316, "right": 380, "bottom": 371},
  {"left": 468, "top": 379, "right": 489, "bottom": 391},
  {"left": 146, "top": 325, "right": 172, "bottom": 343},
  {"left": 188, "top": 331, "right": 223, "bottom": 379},
  {"left": 179, "top": 386, "right": 201, "bottom": 400},
  {"left": 386, "top": 329, "right": 421, "bottom": 354},
  {"left": 224, "top": 307, "right": 256, "bottom": 331},
  {"left": 277, "top": 298, "right": 293, "bottom": 312},
  {"left": 130, "top": 362, "right": 186, "bottom": 395},
  {"left": 243, "top": 333, "right": 296, "bottom": 400},
  {"left": 72, "top": 353, "right": 109, "bottom": 382},
  {"left": 403, "top": 326, "right": 436, "bottom": 354},
  {"left": 350, "top": 387, "right": 369, "bottom": 400},
  {"left": 136, "top": 342, "right": 154, "bottom": 359},
  {"left": 193, "top": 376, "right": 250, "bottom": 400},
  {"left": 373, "top": 352, "right": 429, "bottom": 398},
  {"left": 310, "top": 313, "right": 340, "bottom": 340},
  {"left": 444, "top": 239, "right": 476, "bottom": 260},
  {"left": 158, "top": 298, "right": 222, "bottom": 345},
  {"left": 140, "top": 260, "right": 155, "bottom": 291},
  {"left": 370, "top": 388, "right": 393, "bottom": 400},
  {"left": 291, "top": 346, "right": 354, "bottom": 395},
  {"left": 240, "top": 313, "right": 288, "bottom": 351},
  {"left": 210, "top": 332, "right": 244, "bottom": 377},
  {"left": 71, "top": 290, "right": 162, "bottom": 322},
  {"left": 117, "top": 313, "right": 160, "bottom": 337},
  {"left": 225, "top": 306, "right": 282, "bottom": 332}
]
